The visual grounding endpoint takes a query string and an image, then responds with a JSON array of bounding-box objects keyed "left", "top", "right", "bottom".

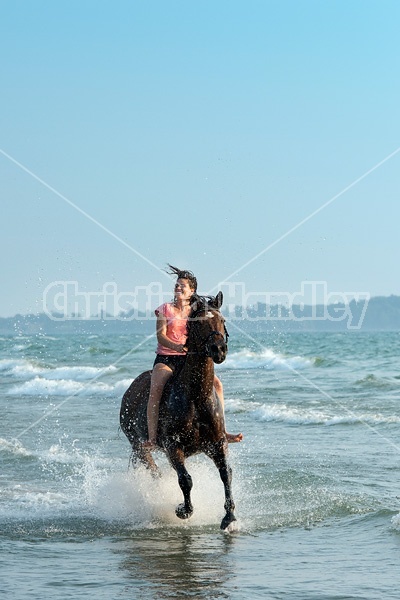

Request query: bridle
[{"left": 187, "top": 311, "right": 229, "bottom": 357}]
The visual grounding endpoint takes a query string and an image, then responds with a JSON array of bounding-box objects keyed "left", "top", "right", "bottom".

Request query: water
[{"left": 1, "top": 330, "right": 400, "bottom": 598}]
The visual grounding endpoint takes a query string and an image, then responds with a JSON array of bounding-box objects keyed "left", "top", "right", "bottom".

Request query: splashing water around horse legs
[{"left": 120, "top": 292, "right": 237, "bottom": 530}]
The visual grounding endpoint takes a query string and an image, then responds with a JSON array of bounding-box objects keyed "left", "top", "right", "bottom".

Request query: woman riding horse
[
  {"left": 120, "top": 266, "right": 241, "bottom": 530},
  {"left": 143, "top": 265, "right": 242, "bottom": 449}
]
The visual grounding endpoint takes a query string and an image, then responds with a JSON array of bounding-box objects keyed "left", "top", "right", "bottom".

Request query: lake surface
[{"left": 2, "top": 330, "right": 400, "bottom": 598}]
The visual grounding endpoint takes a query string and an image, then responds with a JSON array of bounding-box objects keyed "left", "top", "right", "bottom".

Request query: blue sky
[{"left": 1, "top": 1, "right": 399, "bottom": 317}]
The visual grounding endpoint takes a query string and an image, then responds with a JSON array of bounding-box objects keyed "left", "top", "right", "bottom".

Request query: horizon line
[{"left": 1, "top": 292, "right": 399, "bottom": 320}]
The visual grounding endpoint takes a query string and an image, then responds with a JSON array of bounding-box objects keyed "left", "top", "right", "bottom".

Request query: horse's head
[{"left": 187, "top": 292, "right": 228, "bottom": 364}]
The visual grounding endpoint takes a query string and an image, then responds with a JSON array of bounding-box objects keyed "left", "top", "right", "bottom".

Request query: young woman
[{"left": 143, "top": 265, "right": 243, "bottom": 450}]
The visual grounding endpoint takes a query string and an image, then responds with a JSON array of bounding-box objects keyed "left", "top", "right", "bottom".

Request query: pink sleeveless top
[{"left": 155, "top": 302, "right": 188, "bottom": 355}]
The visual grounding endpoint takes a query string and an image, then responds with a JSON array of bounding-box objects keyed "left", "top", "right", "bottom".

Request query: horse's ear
[{"left": 208, "top": 292, "right": 223, "bottom": 309}]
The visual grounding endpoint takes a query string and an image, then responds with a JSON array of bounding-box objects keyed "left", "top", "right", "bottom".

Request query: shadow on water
[{"left": 115, "top": 527, "right": 239, "bottom": 599}]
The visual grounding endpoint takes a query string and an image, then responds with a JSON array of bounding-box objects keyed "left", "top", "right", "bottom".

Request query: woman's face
[{"left": 174, "top": 278, "right": 194, "bottom": 301}]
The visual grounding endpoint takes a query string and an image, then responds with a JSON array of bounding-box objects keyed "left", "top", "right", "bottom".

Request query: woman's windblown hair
[{"left": 167, "top": 264, "right": 198, "bottom": 292}]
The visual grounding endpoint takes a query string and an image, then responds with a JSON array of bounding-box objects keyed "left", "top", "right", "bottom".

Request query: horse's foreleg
[
  {"left": 169, "top": 448, "right": 193, "bottom": 519},
  {"left": 210, "top": 448, "right": 236, "bottom": 530}
]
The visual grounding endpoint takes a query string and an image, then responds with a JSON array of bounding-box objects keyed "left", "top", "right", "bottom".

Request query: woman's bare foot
[{"left": 226, "top": 432, "right": 243, "bottom": 443}]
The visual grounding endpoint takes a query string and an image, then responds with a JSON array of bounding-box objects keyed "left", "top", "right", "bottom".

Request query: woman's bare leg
[
  {"left": 214, "top": 375, "right": 243, "bottom": 443},
  {"left": 143, "top": 364, "right": 173, "bottom": 449}
]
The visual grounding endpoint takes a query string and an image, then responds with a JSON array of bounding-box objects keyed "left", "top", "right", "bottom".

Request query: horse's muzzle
[{"left": 209, "top": 340, "right": 228, "bottom": 364}]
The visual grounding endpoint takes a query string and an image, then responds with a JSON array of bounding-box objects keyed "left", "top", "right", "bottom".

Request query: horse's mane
[
  {"left": 188, "top": 293, "right": 223, "bottom": 319},
  {"left": 189, "top": 294, "right": 216, "bottom": 316}
]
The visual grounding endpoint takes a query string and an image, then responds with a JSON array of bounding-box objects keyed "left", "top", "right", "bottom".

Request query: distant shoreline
[{"left": 2, "top": 295, "right": 400, "bottom": 333}]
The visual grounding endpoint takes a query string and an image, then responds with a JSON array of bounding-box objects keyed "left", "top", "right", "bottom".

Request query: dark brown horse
[{"left": 120, "top": 292, "right": 236, "bottom": 530}]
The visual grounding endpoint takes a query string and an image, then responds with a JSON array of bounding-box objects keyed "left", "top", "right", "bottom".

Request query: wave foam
[
  {"left": 223, "top": 348, "right": 313, "bottom": 371},
  {"left": 1, "top": 358, "right": 119, "bottom": 381},
  {"left": 224, "top": 398, "right": 261, "bottom": 413},
  {"left": 0, "top": 359, "right": 24, "bottom": 372},
  {"left": 0, "top": 437, "right": 33, "bottom": 457},
  {"left": 9, "top": 376, "right": 133, "bottom": 397},
  {"left": 391, "top": 513, "right": 400, "bottom": 530},
  {"left": 252, "top": 404, "right": 400, "bottom": 426}
]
